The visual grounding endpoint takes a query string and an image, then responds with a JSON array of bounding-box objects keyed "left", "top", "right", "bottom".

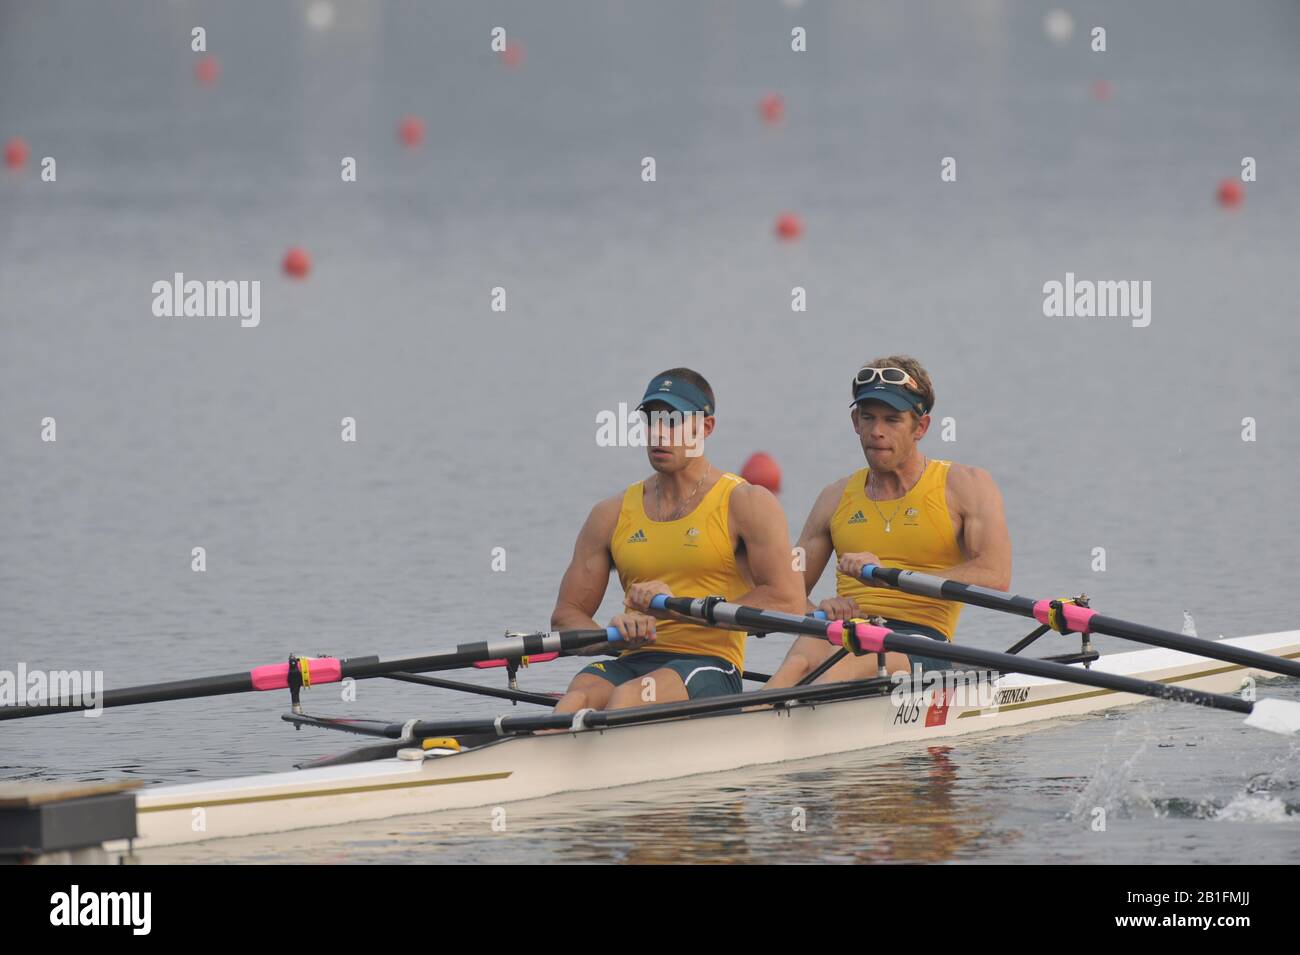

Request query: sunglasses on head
[{"left": 853, "top": 366, "right": 921, "bottom": 391}]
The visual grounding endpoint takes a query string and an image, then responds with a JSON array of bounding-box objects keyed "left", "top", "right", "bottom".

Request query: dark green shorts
[
  {"left": 881, "top": 618, "right": 953, "bottom": 674},
  {"left": 579, "top": 651, "right": 742, "bottom": 700}
]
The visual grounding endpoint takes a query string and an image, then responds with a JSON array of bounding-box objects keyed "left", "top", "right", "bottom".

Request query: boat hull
[{"left": 127, "top": 630, "right": 1300, "bottom": 847}]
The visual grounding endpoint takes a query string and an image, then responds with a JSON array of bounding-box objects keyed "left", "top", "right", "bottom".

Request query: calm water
[{"left": 2, "top": 0, "right": 1298, "bottom": 863}]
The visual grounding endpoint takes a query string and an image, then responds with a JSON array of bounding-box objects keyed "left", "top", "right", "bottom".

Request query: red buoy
[
  {"left": 1090, "top": 79, "right": 1113, "bottom": 102},
  {"left": 741, "top": 452, "right": 782, "bottom": 494},
  {"left": 282, "top": 247, "right": 312, "bottom": 278},
  {"left": 194, "top": 55, "right": 220, "bottom": 87},
  {"left": 1216, "top": 179, "right": 1244, "bottom": 208},
  {"left": 775, "top": 212, "right": 803, "bottom": 241},
  {"left": 759, "top": 93, "right": 785, "bottom": 125},
  {"left": 4, "top": 137, "right": 29, "bottom": 169},
  {"left": 398, "top": 115, "right": 425, "bottom": 148},
  {"left": 500, "top": 41, "right": 524, "bottom": 69}
]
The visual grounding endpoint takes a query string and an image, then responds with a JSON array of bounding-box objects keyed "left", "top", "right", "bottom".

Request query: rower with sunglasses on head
[
  {"left": 766, "top": 356, "right": 1012, "bottom": 687},
  {"left": 550, "top": 368, "right": 805, "bottom": 713}
]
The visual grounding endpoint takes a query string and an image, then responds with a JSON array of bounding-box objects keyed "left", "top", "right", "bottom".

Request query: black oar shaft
[
  {"left": 661, "top": 596, "right": 1254, "bottom": 717},
  {"left": 0, "top": 671, "right": 258, "bottom": 720},
  {"left": 335, "top": 630, "right": 614, "bottom": 682},
  {"left": 867, "top": 567, "right": 1300, "bottom": 680},
  {"left": 1088, "top": 611, "right": 1292, "bottom": 675},
  {"left": 0, "top": 628, "right": 616, "bottom": 721},
  {"left": 881, "top": 630, "right": 1250, "bottom": 714}
]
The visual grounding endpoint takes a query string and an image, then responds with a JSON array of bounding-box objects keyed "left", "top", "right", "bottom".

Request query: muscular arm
[
  {"left": 550, "top": 496, "right": 621, "bottom": 631},
  {"left": 728, "top": 483, "right": 807, "bottom": 616},
  {"left": 792, "top": 479, "right": 848, "bottom": 611},
  {"left": 942, "top": 465, "right": 1012, "bottom": 591}
]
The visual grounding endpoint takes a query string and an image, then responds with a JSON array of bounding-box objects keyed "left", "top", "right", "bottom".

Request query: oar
[
  {"left": 856, "top": 565, "right": 1300, "bottom": 680},
  {"left": 0, "top": 628, "right": 619, "bottom": 721},
  {"left": 652, "top": 595, "right": 1300, "bottom": 737}
]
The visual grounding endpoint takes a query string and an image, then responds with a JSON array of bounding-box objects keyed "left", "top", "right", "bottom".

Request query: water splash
[
  {"left": 1068, "top": 712, "right": 1160, "bottom": 823},
  {"left": 1213, "top": 791, "right": 1295, "bottom": 823}
]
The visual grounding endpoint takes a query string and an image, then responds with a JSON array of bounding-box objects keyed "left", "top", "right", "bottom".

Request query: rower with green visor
[{"left": 549, "top": 368, "right": 806, "bottom": 712}]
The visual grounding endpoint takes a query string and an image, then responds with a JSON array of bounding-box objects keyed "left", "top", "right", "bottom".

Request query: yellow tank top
[
  {"left": 830, "top": 460, "right": 964, "bottom": 639},
  {"left": 610, "top": 473, "right": 751, "bottom": 670}
]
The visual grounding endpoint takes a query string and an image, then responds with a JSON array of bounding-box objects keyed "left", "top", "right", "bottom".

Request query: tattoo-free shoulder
[
  {"left": 728, "top": 479, "right": 777, "bottom": 515},
  {"left": 820, "top": 474, "right": 853, "bottom": 508},
  {"left": 587, "top": 492, "right": 625, "bottom": 534},
  {"left": 942, "top": 462, "right": 997, "bottom": 514}
]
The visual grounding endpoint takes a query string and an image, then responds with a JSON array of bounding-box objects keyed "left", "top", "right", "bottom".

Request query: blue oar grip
[
  {"left": 812, "top": 610, "right": 827, "bottom": 620},
  {"left": 859, "top": 564, "right": 879, "bottom": 581},
  {"left": 604, "top": 627, "right": 621, "bottom": 639}
]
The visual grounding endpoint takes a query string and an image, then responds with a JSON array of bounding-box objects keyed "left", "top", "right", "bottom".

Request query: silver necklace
[
  {"left": 656, "top": 469, "right": 710, "bottom": 521},
  {"left": 867, "top": 456, "right": 926, "bottom": 533}
]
